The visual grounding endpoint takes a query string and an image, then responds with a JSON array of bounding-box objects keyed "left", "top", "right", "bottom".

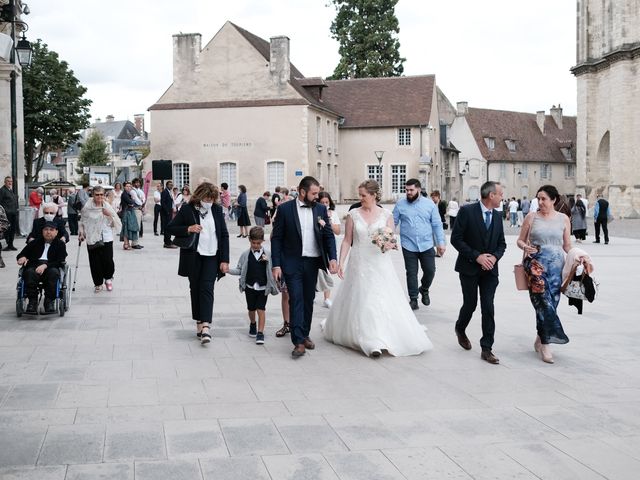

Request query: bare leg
[{"left": 257, "top": 309, "right": 266, "bottom": 333}]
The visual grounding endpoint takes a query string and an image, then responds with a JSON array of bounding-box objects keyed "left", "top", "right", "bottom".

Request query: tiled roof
[
  {"left": 92, "top": 120, "right": 140, "bottom": 140},
  {"left": 321, "top": 75, "right": 436, "bottom": 128},
  {"left": 465, "top": 108, "right": 576, "bottom": 163}
]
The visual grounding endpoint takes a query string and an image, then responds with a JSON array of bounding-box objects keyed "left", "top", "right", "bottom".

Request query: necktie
[{"left": 484, "top": 211, "right": 492, "bottom": 230}]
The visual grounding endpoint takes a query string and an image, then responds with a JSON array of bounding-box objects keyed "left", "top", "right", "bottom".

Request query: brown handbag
[{"left": 514, "top": 227, "right": 530, "bottom": 291}]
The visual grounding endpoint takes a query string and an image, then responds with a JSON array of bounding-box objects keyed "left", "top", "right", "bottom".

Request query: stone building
[
  {"left": 572, "top": 0, "right": 640, "bottom": 217},
  {"left": 148, "top": 22, "right": 447, "bottom": 202},
  {"left": 450, "top": 103, "right": 577, "bottom": 202}
]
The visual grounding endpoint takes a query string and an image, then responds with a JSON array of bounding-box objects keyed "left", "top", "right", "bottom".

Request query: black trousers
[
  {"left": 87, "top": 241, "right": 115, "bottom": 286},
  {"left": 284, "top": 257, "right": 321, "bottom": 346},
  {"left": 160, "top": 210, "right": 172, "bottom": 245},
  {"left": 449, "top": 215, "right": 457, "bottom": 231},
  {"left": 188, "top": 254, "right": 219, "bottom": 323},
  {"left": 594, "top": 219, "right": 609, "bottom": 243},
  {"left": 455, "top": 272, "right": 499, "bottom": 351},
  {"left": 4, "top": 212, "right": 16, "bottom": 247},
  {"left": 154, "top": 204, "right": 161, "bottom": 234},
  {"left": 401, "top": 247, "right": 436, "bottom": 300},
  {"left": 23, "top": 265, "right": 59, "bottom": 302},
  {"left": 68, "top": 213, "right": 79, "bottom": 235}
]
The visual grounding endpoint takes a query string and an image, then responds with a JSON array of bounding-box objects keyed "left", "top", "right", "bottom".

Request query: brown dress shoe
[
  {"left": 455, "top": 329, "right": 472, "bottom": 350},
  {"left": 480, "top": 351, "right": 500, "bottom": 364},
  {"left": 303, "top": 337, "right": 315, "bottom": 350},
  {"left": 292, "top": 344, "right": 306, "bottom": 357}
]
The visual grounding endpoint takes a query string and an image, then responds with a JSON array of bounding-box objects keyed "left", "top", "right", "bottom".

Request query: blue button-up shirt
[{"left": 393, "top": 196, "right": 445, "bottom": 253}]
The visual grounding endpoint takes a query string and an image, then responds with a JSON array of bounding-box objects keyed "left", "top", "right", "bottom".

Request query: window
[
  {"left": 316, "top": 161, "right": 322, "bottom": 181},
  {"left": 560, "top": 147, "right": 572, "bottom": 160},
  {"left": 267, "top": 161, "right": 285, "bottom": 193},
  {"left": 499, "top": 163, "right": 506, "bottom": 179},
  {"left": 565, "top": 164, "right": 576, "bottom": 178},
  {"left": 391, "top": 165, "right": 407, "bottom": 194},
  {"left": 220, "top": 162, "right": 237, "bottom": 193},
  {"left": 505, "top": 139, "right": 516, "bottom": 152},
  {"left": 484, "top": 137, "right": 495, "bottom": 150},
  {"left": 520, "top": 163, "right": 528, "bottom": 179},
  {"left": 541, "top": 163, "right": 552, "bottom": 179},
  {"left": 316, "top": 117, "right": 322, "bottom": 148},
  {"left": 326, "top": 120, "right": 331, "bottom": 152},
  {"left": 173, "top": 163, "right": 190, "bottom": 188},
  {"left": 367, "top": 165, "right": 382, "bottom": 185},
  {"left": 398, "top": 128, "right": 411, "bottom": 146},
  {"left": 333, "top": 122, "right": 339, "bottom": 154}
]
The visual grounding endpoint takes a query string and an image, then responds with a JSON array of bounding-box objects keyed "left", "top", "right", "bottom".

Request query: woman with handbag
[
  {"left": 516, "top": 185, "right": 572, "bottom": 364},
  {"left": 79, "top": 186, "right": 122, "bottom": 293},
  {"left": 167, "top": 182, "right": 230, "bottom": 344}
]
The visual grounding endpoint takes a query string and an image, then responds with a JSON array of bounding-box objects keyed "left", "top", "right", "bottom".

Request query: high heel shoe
[
  {"left": 237, "top": 234, "right": 243, "bottom": 238},
  {"left": 539, "top": 344, "right": 554, "bottom": 364},
  {"left": 534, "top": 336, "right": 541, "bottom": 353}
]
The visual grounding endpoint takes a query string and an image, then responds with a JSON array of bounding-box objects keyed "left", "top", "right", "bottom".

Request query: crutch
[{"left": 71, "top": 239, "right": 82, "bottom": 292}]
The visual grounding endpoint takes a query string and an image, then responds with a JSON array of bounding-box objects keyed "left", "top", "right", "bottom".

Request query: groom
[
  {"left": 271, "top": 176, "right": 338, "bottom": 357},
  {"left": 450, "top": 181, "right": 506, "bottom": 364}
]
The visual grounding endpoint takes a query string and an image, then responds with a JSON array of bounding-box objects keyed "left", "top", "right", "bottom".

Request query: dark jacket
[
  {"left": 167, "top": 203, "right": 230, "bottom": 279},
  {"left": 0, "top": 185, "right": 18, "bottom": 214},
  {"left": 161, "top": 188, "right": 173, "bottom": 215},
  {"left": 121, "top": 190, "right": 135, "bottom": 210},
  {"left": 254, "top": 197, "right": 269, "bottom": 218},
  {"left": 451, "top": 202, "right": 506, "bottom": 277},
  {"left": 17, "top": 237, "right": 67, "bottom": 268},
  {"left": 271, "top": 199, "right": 337, "bottom": 272},
  {"left": 27, "top": 217, "right": 69, "bottom": 244}
]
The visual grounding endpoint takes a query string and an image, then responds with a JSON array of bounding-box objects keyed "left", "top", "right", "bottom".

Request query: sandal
[
  {"left": 200, "top": 324, "right": 211, "bottom": 344},
  {"left": 275, "top": 323, "right": 290, "bottom": 337},
  {"left": 94, "top": 285, "right": 103, "bottom": 293},
  {"left": 196, "top": 322, "right": 203, "bottom": 339},
  {"left": 123, "top": 244, "right": 131, "bottom": 250}
]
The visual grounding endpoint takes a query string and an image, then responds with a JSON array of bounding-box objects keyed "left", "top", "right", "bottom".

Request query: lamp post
[
  {"left": 374, "top": 150, "right": 384, "bottom": 195},
  {"left": 1, "top": 0, "right": 32, "bottom": 196}
]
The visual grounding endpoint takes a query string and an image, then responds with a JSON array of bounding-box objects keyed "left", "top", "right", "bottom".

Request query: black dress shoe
[
  {"left": 419, "top": 287, "right": 430, "bottom": 306},
  {"left": 132, "top": 245, "right": 144, "bottom": 249},
  {"left": 154, "top": 232, "right": 159, "bottom": 236},
  {"left": 163, "top": 244, "right": 178, "bottom": 249},
  {"left": 455, "top": 329, "right": 472, "bottom": 350},
  {"left": 481, "top": 350, "right": 500, "bottom": 364},
  {"left": 409, "top": 299, "right": 419, "bottom": 310}
]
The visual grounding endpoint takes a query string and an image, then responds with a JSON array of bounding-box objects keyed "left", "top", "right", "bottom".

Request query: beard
[
  {"left": 301, "top": 192, "right": 316, "bottom": 207},
  {"left": 406, "top": 192, "right": 420, "bottom": 203}
]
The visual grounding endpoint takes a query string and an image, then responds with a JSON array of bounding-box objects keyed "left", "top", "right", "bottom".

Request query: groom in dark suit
[
  {"left": 271, "top": 176, "right": 338, "bottom": 357},
  {"left": 450, "top": 181, "right": 506, "bottom": 364}
]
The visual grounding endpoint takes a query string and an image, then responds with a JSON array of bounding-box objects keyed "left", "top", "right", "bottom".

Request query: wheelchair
[{"left": 16, "top": 263, "right": 70, "bottom": 317}]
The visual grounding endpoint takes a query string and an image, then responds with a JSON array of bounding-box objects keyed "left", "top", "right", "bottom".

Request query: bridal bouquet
[{"left": 371, "top": 227, "right": 398, "bottom": 253}]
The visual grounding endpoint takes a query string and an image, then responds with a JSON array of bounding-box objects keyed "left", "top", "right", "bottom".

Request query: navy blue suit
[{"left": 271, "top": 200, "right": 337, "bottom": 345}]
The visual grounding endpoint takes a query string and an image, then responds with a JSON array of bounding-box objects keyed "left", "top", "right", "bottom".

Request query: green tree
[
  {"left": 22, "top": 40, "right": 92, "bottom": 183},
  {"left": 76, "top": 130, "right": 109, "bottom": 183},
  {"left": 328, "top": 0, "right": 405, "bottom": 79}
]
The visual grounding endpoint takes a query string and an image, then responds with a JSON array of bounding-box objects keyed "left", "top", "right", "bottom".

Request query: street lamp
[
  {"left": 1, "top": 0, "right": 32, "bottom": 196},
  {"left": 374, "top": 150, "right": 384, "bottom": 192}
]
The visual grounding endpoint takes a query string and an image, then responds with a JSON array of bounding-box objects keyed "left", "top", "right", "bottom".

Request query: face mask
[
  {"left": 44, "top": 213, "right": 55, "bottom": 221},
  {"left": 201, "top": 202, "right": 213, "bottom": 210}
]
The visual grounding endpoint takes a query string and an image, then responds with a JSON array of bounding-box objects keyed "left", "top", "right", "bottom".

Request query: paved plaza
[{"left": 0, "top": 215, "right": 639, "bottom": 480}]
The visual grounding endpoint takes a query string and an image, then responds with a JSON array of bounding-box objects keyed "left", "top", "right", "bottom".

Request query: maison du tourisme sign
[{"left": 203, "top": 141, "right": 253, "bottom": 149}]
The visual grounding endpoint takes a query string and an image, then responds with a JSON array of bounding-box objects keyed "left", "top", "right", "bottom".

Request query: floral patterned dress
[{"left": 524, "top": 213, "right": 569, "bottom": 344}]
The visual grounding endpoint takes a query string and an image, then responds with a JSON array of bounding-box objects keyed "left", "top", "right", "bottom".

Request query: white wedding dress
[{"left": 322, "top": 208, "right": 433, "bottom": 357}]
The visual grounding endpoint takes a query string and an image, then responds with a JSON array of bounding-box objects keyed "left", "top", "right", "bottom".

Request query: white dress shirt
[
  {"left": 153, "top": 190, "right": 161, "bottom": 204},
  {"left": 39, "top": 243, "right": 51, "bottom": 261},
  {"left": 250, "top": 248, "right": 267, "bottom": 291},
  {"left": 297, "top": 200, "right": 320, "bottom": 257},
  {"left": 197, "top": 208, "right": 218, "bottom": 256}
]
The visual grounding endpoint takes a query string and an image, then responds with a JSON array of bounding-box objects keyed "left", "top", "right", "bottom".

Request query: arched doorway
[{"left": 595, "top": 131, "right": 610, "bottom": 186}]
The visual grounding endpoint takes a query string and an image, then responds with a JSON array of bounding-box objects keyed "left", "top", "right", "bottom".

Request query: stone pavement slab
[{"left": 0, "top": 220, "right": 639, "bottom": 478}]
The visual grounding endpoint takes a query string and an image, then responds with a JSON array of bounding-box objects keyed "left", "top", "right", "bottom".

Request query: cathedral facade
[{"left": 572, "top": 0, "right": 640, "bottom": 217}]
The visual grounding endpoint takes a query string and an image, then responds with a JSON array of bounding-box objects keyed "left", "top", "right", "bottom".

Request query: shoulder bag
[
  {"left": 172, "top": 208, "right": 198, "bottom": 249},
  {"left": 514, "top": 223, "right": 531, "bottom": 291}
]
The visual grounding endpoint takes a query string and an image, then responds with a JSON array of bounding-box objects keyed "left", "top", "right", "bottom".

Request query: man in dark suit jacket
[
  {"left": 271, "top": 176, "right": 338, "bottom": 357},
  {"left": 27, "top": 203, "right": 69, "bottom": 244},
  {"left": 161, "top": 181, "right": 177, "bottom": 248},
  {"left": 17, "top": 221, "right": 68, "bottom": 314},
  {"left": 450, "top": 181, "right": 507, "bottom": 364}
]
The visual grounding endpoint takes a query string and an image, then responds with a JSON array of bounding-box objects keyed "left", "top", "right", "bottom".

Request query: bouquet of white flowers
[{"left": 371, "top": 226, "right": 398, "bottom": 253}]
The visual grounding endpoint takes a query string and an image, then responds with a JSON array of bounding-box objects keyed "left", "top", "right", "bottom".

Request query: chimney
[
  {"left": 550, "top": 104, "right": 563, "bottom": 129},
  {"left": 456, "top": 101, "right": 468, "bottom": 116},
  {"left": 536, "top": 111, "right": 545, "bottom": 134},
  {"left": 105, "top": 115, "right": 114, "bottom": 122},
  {"left": 172, "top": 33, "right": 202, "bottom": 83},
  {"left": 133, "top": 114, "right": 145, "bottom": 135},
  {"left": 269, "top": 36, "right": 290, "bottom": 87}
]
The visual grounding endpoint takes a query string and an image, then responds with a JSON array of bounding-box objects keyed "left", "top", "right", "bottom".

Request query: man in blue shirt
[{"left": 393, "top": 179, "right": 446, "bottom": 310}]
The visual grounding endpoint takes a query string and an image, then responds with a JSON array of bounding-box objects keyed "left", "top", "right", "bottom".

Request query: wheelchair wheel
[
  {"left": 16, "top": 298, "right": 23, "bottom": 317},
  {"left": 58, "top": 298, "right": 65, "bottom": 317}
]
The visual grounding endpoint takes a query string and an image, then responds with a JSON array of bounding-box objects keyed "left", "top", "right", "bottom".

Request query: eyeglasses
[{"left": 93, "top": 194, "right": 104, "bottom": 197}]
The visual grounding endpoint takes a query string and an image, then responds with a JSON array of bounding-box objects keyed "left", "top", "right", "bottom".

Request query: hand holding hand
[
  {"left": 219, "top": 262, "right": 229, "bottom": 274},
  {"left": 328, "top": 259, "right": 338, "bottom": 275}
]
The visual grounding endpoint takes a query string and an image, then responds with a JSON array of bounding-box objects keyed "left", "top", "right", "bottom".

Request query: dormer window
[
  {"left": 505, "top": 139, "right": 516, "bottom": 152},
  {"left": 484, "top": 137, "right": 495, "bottom": 150},
  {"left": 560, "top": 147, "right": 572, "bottom": 160}
]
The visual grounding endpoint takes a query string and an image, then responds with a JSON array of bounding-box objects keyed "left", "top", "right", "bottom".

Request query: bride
[{"left": 322, "top": 180, "right": 433, "bottom": 357}]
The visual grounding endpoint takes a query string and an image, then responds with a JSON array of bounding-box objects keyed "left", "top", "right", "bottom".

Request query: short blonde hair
[{"left": 358, "top": 179, "right": 381, "bottom": 203}]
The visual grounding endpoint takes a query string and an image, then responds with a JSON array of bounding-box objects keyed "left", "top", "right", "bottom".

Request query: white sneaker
[{"left": 323, "top": 299, "right": 332, "bottom": 308}]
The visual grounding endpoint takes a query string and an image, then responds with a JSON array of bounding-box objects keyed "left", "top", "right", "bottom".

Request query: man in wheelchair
[
  {"left": 16, "top": 221, "right": 68, "bottom": 314},
  {"left": 27, "top": 202, "right": 69, "bottom": 244}
]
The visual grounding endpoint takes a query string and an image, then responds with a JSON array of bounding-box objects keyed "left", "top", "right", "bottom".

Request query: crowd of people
[{"left": 0, "top": 172, "right": 610, "bottom": 365}]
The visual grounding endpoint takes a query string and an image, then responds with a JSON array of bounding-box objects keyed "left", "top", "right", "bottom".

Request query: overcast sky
[{"left": 26, "top": 0, "right": 577, "bottom": 129}]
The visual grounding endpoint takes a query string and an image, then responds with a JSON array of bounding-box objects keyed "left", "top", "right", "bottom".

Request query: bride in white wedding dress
[{"left": 322, "top": 180, "right": 433, "bottom": 357}]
